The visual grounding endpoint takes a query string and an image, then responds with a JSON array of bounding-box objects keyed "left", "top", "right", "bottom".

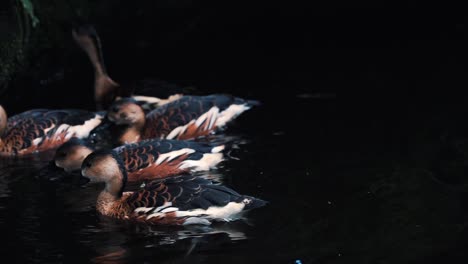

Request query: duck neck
[
  {"left": 0, "top": 105, "right": 7, "bottom": 140},
  {"left": 92, "top": 45, "right": 119, "bottom": 110},
  {"left": 75, "top": 29, "right": 108, "bottom": 77},
  {"left": 119, "top": 120, "right": 145, "bottom": 144},
  {"left": 96, "top": 175, "right": 125, "bottom": 216},
  {"left": 73, "top": 29, "right": 119, "bottom": 110},
  {"left": 94, "top": 75, "right": 119, "bottom": 110}
]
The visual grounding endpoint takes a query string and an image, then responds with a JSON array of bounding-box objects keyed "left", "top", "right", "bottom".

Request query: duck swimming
[
  {"left": 72, "top": 24, "right": 184, "bottom": 110},
  {"left": 0, "top": 105, "right": 103, "bottom": 157},
  {"left": 55, "top": 138, "right": 224, "bottom": 181},
  {"left": 81, "top": 154, "right": 266, "bottom": 225},
  {"left": 107, "top": 95, "right": 258, "bottom": 144}
]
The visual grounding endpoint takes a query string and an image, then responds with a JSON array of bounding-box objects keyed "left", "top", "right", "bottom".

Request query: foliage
[{"left": 18, "top": 0, "right": 39, "bottom": 27}]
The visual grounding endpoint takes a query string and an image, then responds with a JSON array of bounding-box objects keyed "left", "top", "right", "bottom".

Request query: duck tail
[
  {"left": 238, "top": 195, "right": 268, "bottom": 210},
  {"left": 246, "top": 99, "right": 261, "bottom": 107}
]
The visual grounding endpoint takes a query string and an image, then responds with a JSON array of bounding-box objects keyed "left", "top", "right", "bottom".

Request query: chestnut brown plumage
[
  {"left": 56, "top": 138, "right": 224, "bottom": 181},
  {"left": 81, "top": 156, "right": 266, "bottom": 226},
  {"left": 107, "top": 95, "right": 258, "bottom": 144},
  {"left": 0, "top": 105, "right": 103, "bottom": 156}
]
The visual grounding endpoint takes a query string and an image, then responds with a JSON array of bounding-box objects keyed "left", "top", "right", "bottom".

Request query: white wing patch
[
  {"left": 133, "top": 200, "right": 248, "bottom": 225},
  {"left": 132, "top": 94, "right": 183, "bottom": 107},
  {"left": 179, "top": 153, "right": 223, "bottom": 171},
  {"left": 165, "top": 106, "right": 219, "bottom": 139},
  {"left": 55, "top": 124, "right": 71, "bottom": 135},
  {"left": 36, "top": 114, "right": 103, "bottom": 143},
  {"left": 215, "top": 104, "right": 250, "bottom": 127},
  {"left": 134, "top": 202, "right": 173, "bottom": 215},
  {"left": 31, "top": 114, "right": 102, "bottom": 148},
  {"left": 64, "top": 114, "right": 103, "bottom": 139},
  {"left": 166, "top": 121, "right": 191, "bottom": 140},
  {"left": 155, "top": 148, "right": 196, "bottom": 164},
  {"left": 175, "top": 202, "right": 246, "bottom": 221},
  {"left": 211, "top": 145, "right": 225, "bottom": 153},
  {"left": 132, "top": 95, "right": 163, "bottom": 104},
  {"left": 146, "top": 204, "right": 180, "bottom": 220},
  {"left": 160, "top": 207, "right": 179, "bottom": 213},
  {"left": 32, "top": 138, "right": 43, "bottom": 146},
  {"left": 43, "top": 125, "right": 56, "bottom": 134},
  {"left": 32, "top": 124, "right": 56, "bottom": 145},
  {"left": 134, "top": 207, "right": 154, "bottom": 213},
  {"left": 195, "top": 107, "right": 219, "bottom": 128}
]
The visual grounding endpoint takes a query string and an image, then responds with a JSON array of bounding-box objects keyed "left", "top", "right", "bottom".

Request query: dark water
[
  {"left": 2, "top": 91, "right": 468, "bottom": 264},
  {"left": 2, "top": 7, "right": 468, "bottom": 263}
]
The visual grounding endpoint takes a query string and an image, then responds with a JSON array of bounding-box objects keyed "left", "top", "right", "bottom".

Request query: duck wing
[
  {"left": 1, "top": 109, "right": 103, "bottom": 155},
  {"left": 6, "top": 109, "right": 49, "bottom": 129},
  {"left": 117, "top": 139, "right": 223, "bottom": 181},
  {"left": 144, "top": 94, "right": 257, "bottom": 140},
  {"left": 125, "top": 175, "right": 266, "bottom": 225}
]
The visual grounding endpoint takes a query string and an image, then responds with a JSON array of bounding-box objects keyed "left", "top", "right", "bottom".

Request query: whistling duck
[
  {"left": 72, "top": 24, "right": 185, "bottom": 110},
  {"left": 81, "top": 156, "right": 266, "bottom": 225},
  {"left": 107, "top": 95, "right": 258, "bottom": 144},
  {"left": 0, "top": 105, "right": 103, "bottom": 157},
  {"left": 54, "top": 137, "right": 224, "bottom": 181}
]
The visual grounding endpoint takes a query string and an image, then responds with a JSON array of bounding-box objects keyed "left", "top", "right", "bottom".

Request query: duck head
[
  {"left": 107, "top": 98, "right": 145, "bottom": 127},
  {"left": 54, "top": 138, "right": 94, "bottom": 172},
  {"left": 81, "top": 150, "right": 127, "bottom": 196}
]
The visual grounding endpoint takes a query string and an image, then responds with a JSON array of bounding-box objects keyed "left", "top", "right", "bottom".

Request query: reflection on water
[{"left": 86, "top": 220, "right": 250, "bottom": 263}]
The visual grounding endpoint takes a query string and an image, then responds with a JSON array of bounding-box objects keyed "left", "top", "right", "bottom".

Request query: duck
[
  {"left": 72, "top": 24, "right": 186, "bottom": 111},
  {"left": 107, "top": 95, "right": 259, "bottom": 144},
  {"left": 54, "top": 137, "right": 225, "bottom": 182},
  {"left": 81, "top": 153, "right": 266, "bottom": 225},
  {"left": 0, "top": 105, "right": 104, "bottom": 157}
]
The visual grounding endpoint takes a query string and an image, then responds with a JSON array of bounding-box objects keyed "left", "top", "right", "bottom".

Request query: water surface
[{"left": 1, "top": 92, "right": 468, "bottom": 264}]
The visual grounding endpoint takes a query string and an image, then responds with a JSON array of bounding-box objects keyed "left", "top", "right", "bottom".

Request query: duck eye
[
  {"left": 58, "top": 152, "right": 66, "bottom": 158},
  {"left": 112, "top": 106, "right": 119, "bottom": 113},
  {"left": 85, "top": 161, "right": 92, "bottom": 168}
]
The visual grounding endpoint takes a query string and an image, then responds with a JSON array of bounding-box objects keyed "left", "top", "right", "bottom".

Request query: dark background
[
  {"left": 2, "top": 6, "right": 467, "bottom": 111},
  {"left": 2, "top": 3, "right": 468, "bottom": 264}
]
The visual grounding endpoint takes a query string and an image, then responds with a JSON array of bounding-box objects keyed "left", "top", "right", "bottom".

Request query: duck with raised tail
[
  {"left": 72, "top": 24, "right": 185, "bottom": 111},
  {"left": 0, "top": 105, "right": 103, "bottom": 157},
  {"left": 108, "top": 95, "right": 259, "bottom": 144},
  {"left": 54, "top": 137, "right": 225, "bottom": 182},
  {"left": 81, "top": 152, "right": 266, "bottom": 225}
]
